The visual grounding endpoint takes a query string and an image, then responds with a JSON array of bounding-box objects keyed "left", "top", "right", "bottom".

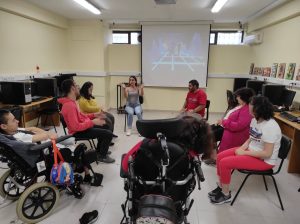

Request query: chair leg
[
  {"left": 263, "top": 175, "right": 268, "bottom": 191},
  {"left": 270, "top": 175, "right": 284, "bottom": 210},
  {"left": 91, "top": 139, "right": 97, "bottom": 149},
  {"left": 231, "top": 169, "right": 234, "bottom": 175},
  {"left": 44, "top": 115, "right": 48, "bottom": 127},
  {"left": 36, "top": 115, "right": 40, "bottom": 127},
  {"left": 231, "top": 174, "right": 251, "bottom": 206},
  {"left": 298, "top": 187, "right": 300, "bottom": 192},
  {"left": 124, "top": 113, "right": 127, "bottom": 132},
  {"left": 88, "top": 140, "right": 94, "bottom": 149},
  {"left": 51, "top": 115, "right": 57, "bottom": 133}
]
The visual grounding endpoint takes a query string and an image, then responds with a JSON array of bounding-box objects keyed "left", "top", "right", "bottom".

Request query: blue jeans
[{"left": 125, "top": 105, "right": 143, "bottom": 129}]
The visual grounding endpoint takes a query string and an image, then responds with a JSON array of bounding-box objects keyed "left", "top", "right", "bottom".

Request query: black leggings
[
  {"left": 211, "top": 124, "right": 224, "bottom": 143},
  {"left": 73, "top": 126, "right": 112, "bottom": 157}
]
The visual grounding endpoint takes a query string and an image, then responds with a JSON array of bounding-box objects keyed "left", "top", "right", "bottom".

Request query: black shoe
[
  {"left": 83, "top": 175, "right": 92, "bottom": 183},
  {"left": 107, "top": 150, "right": 112, "bottom": 155},
  {"left": 210, "top": 191, "right": 231, "bottom": 205},
  {"left": 112, "top": 134, "right": 118, "bottom": 138},
  {"left": 109, "top": 142, "right": 114, "bottom": 146},
  {"left": 98, "top": 155, "right": 115, "bottom": 163},
  {"left": 68, "top": 183, "right": 84, "bottom": 199},
  {"left": 208, "top": 186, "right": 222, "bottom": 198},
  {"left": 79, "top": 210, "right": 98, "bottom": 224},
  {"left": 90, "top": 173, "right": 103, "bottom": 187}
]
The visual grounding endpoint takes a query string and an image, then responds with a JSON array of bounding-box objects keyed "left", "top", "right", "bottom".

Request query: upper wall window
[
  {"left": 113, "top": 31, "right": 141, "bottom": 44},
  {"left": 210, "top": 31, "right": 243, "bottom": 45}
]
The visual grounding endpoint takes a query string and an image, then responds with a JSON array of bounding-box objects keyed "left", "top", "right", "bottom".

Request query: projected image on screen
[
  {"left": 142, "top": 24, "right": 210, "bottom": 87},
  {"left": 151, "top": 33, "right": 205, "bottom": 72}
]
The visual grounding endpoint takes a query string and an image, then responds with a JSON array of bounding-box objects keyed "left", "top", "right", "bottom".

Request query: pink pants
[{"left": 217, "top": 147, "right": 274, "bottom": 184}]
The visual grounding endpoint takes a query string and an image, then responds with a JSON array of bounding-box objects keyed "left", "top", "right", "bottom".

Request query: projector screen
[{"left": 142, "top": 24, "right": 210, "bottom": 87}]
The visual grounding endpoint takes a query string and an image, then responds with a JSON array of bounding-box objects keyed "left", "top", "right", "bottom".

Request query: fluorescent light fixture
[
  {"left": 211, "top": 0, "right": 228, "bottom": 13},
  {"left": 73, "top": 0, "right": 101, "bottom": 15}
]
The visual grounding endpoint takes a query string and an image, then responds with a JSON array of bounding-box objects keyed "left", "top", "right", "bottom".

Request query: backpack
[{"left": 50, "top": 139, "right": 74, "bottom": 186}]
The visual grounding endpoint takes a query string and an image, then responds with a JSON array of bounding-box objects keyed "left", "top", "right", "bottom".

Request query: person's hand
[
  {"left": 48, "top": 132, "right": 58, "bottom": 140},
  {"left": 235, "top": 147, "right": 246, "bottom": 156},
  {"left": 94, "top": 112, "right": 106, "bottom": 119},
  {"left": 187, "top": 109, "right": 194, "bottom": 113},
  {"left": 216, "top": 119, "right": 223, "bottom": 126},
  {"left": 139, "top": 84, "right": 144, "bottom": 89},
  {"left": 92, "top": 118, "right": 106, "bottom": 126},
  {"left": 121, "top": 83, "right": 126, "bottom": 89}
]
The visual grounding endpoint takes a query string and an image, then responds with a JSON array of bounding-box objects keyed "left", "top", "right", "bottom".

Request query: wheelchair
[
  {"left": 0, "top": 134, "right": 97, "bottom": 223},
  {"left": 120, "top": 117, "right": 206, "bottom": 224}
]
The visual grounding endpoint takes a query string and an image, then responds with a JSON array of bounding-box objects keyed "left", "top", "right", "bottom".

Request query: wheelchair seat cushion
[{"left": 134, "top": 139, "right": 190, "bottom": 181}]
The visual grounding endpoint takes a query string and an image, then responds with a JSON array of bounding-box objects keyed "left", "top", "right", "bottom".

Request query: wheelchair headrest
[{"left": 136, "top": 118, "right": 185, "bottom": 139}]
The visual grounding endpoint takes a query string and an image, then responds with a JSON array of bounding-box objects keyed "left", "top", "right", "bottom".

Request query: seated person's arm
[
  {"left": 221, "top": 108, "right": 251, "bottom": 132},
  {"left": 190, "top": 104, "right": 205, "bottom": 113},
  {"left": 16, "top": 127, "right": 57, "bottom": 143},
  {"left": 180, "top": 100, "right": 187, "bottom": 112},
  {"left": 139, "top": 84, "right": 144, "bottom": 96},
  {"left": 236, "top": 142, "right": 274, "bottom": 159}
]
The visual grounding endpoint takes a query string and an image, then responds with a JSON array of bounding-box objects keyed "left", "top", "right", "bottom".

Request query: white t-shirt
[
  {"left": 248, "top": 118, "right": 282, "bottom": 165},
  {"left": 13, "top": 128, "right": 76, "bottom": 151}
]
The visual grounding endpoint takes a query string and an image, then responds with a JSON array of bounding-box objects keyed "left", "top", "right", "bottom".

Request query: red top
[
  {"left": 185, "top": 89, "right": 207, "bottom": 117},
  {"left": 58, "top": 97, "right": 95, "bottom": 134}
]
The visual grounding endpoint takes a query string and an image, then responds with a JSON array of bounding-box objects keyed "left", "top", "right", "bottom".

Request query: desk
[
  {"left": 0, "top": 97, "right": 60, "bottom": 128},
  {"left": 274, "top": 111, "right": 300, "bottom": 174}
]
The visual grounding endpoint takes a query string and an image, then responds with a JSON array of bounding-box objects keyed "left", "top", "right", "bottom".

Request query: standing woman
[
  {"left": 79, "top": 81, "right": 117, "bottom": 137},
  {"left": 122, "top": 76, "right": 144, "bottom": 136}
]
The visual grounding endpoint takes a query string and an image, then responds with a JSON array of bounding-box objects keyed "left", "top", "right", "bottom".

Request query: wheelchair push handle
[{"left": 193, "top": 157, "right": 205, "bottom": 190}]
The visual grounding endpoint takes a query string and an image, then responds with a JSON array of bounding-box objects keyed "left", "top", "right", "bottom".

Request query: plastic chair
[{"left": 230, "top": 135, "right": 292, "bottom": 210}]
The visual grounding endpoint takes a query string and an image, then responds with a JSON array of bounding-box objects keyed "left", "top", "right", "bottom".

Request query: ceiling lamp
[
  {"left": 73, "top": 0, "right": 101, "bottom": 15},
  {"left": 211, "top": 0, "right": 229, "bottom": 13}
]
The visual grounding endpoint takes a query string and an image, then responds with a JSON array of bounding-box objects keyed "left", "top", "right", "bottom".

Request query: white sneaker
[{"left": 126, "top": 129, "right": 131, "bottom": 136}]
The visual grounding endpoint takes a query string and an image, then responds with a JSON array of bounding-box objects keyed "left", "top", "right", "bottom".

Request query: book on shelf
[
  {"left": 270, "top": 63, "right": 278, "bottom": 78},
  {"left": 295, "top": 66, "right": 300, "bottom": 81},
  {"left": 263, "top": 67, "right": 271, "bottom": 77},
  {"left": 249, "top": 63, "right": 254, "bottom": 75},
  {"left": 277, "top": 63, "right": 286, "bottom": 79},
  {"left": 285, "top": 63, "right": 296, "bottom": 80}
]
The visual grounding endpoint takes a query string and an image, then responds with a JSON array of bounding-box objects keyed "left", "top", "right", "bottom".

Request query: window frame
[{"left": 112, "top": 30, "right": 141, "bottom": 44}]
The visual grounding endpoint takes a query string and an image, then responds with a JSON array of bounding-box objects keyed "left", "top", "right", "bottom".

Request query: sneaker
[
  {"left": 107, "top": 150, "right": 112, "bottom": 155},
  {"left": 79, "top": 210, "right": 98, "bottom": 224},
  {"left": 83, "top": 175, "right": 92, "bottom": 183},
  {"left": 126, "top": 129, "right": 131, "bottom": 136},
  {"left": 208, "top": 186, "right": 222, "bottom": 198},
  {"left": 113, "top": 134, "right": 118, "bottom": 138},
  {"left": 109, "top": 142, "right": 115, "bottom": 146},
  {"left": 210, "top": 191, "right": 231, "bottom": 205},
  {"left": 98, "top": 155, "right": 115, "bottom": 163}
]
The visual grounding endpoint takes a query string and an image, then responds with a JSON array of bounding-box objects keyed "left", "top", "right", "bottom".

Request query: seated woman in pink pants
[{"left": 208, "top": 96, "right": 282, "bottom": 204}]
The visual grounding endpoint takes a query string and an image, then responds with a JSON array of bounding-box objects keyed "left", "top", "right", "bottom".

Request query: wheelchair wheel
[
  {"left": 0, "top": 169, "right": 32, "bottom": 200},
  {"left": 16, "top": 182, "right": 59, "bottom": 223}
]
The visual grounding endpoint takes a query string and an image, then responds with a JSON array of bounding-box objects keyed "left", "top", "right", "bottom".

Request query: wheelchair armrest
[{"left": 29, "top": 135, "right": 73, "bottom": 151}]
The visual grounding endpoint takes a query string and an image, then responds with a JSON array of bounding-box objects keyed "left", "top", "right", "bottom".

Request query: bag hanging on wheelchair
[{"left": 50, "top": 139, "right": 74, "bottom": 186}]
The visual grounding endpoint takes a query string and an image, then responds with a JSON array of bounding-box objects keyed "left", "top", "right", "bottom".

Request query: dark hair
[
  {"left": 189, "top": 80, "right": 199, "bottom": 88},
  {"left": 178, "top": 115, "right": 213, "bottom": 157},
  {"left": 234, "top": 87, "right": 255, "bottom": 104},
  {"left": 61, "top": 79, "right": 75, "bottom": 96},
  {"left": 251, "top": 96, "right": 274, "bottom": 120},
  {"left": 129, "top": 76, "right": 138, "bottom": 86},
  {"left": 80, "top": 81, "right": 94, "bottom": 100},
  {"left": 0, "top": 110, "right": 10, "bottom": 133}
]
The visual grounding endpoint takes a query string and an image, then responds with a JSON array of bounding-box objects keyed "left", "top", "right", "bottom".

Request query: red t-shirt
[{"left": 185, "top": 89, "right": 207, "bottom": 117}]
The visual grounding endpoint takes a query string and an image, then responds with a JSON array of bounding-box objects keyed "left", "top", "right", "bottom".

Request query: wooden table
[
  {"left": 274, "top": 111, "right": 300, "bottom": 173},
  {"left": 0, "top": 97, "right": 60, "bottom": 127}
]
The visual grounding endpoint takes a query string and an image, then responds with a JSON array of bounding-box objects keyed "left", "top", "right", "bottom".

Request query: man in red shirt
[{"left": 181, "top": 79, "right": 207, "bottom": 118}]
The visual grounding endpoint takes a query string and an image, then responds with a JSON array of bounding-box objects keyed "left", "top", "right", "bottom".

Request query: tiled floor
[{"left": 0, "top": 110, "right": 299, "bottom": 224}]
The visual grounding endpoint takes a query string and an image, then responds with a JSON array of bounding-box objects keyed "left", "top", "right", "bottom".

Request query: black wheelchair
[
  {"left": 120, "top": 117, "right": 206, "bottom": 224},
  {"left": 0, "top": 134, "right": 97, "bottom": 223}
]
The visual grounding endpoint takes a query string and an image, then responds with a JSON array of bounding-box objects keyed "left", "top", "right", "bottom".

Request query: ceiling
[{"left": 25, "top": 0, "right": 288, "bottom": 23}]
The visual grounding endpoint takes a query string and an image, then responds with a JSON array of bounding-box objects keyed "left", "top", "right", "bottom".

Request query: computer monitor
[
  {"left": 281, "top": 88, "right": 296, "bottom": 108},
  {"left": 34, "top": 78, "right": 58, "bottom": 97},
  {"left": 262, "top": 84, "right": 285, "bottom": 106},
  {"left": 246, "top": 80, "right": 265, "bottom": 95},
  {"left": 55, "top": 73, "right": 76, "bottom": 96},
  {"left": 233, "top": 78, "right": 249, "bottom": 92}
]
